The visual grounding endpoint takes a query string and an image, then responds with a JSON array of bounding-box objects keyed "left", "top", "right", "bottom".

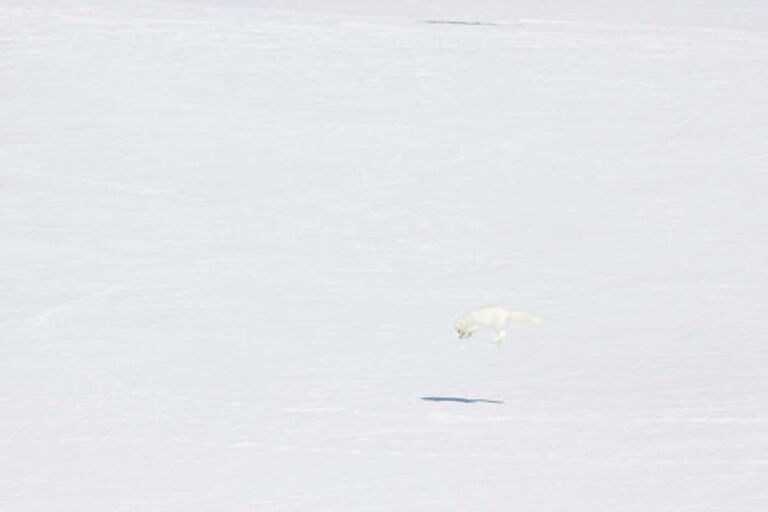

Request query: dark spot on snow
[{"left": 421, "top": 396, "right": 504, "bottom": 404}]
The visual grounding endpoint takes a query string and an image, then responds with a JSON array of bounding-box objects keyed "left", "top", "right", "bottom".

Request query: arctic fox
[{"left": 455, "top": 305, "right": 542, "bottom": 344}]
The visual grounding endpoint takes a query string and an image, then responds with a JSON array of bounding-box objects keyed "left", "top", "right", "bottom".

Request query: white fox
[{"left": 455, "top": 305, "right": 542, "bottom": 344}]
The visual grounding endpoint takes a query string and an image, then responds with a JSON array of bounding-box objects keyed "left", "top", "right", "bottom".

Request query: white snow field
[{"left": 2, "top": 0, "right": 768, "bottom": 510}]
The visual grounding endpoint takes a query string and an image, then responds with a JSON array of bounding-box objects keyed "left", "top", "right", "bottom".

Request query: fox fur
[{"left": 455, "top": 305, "right": 542, "bottom": 344}]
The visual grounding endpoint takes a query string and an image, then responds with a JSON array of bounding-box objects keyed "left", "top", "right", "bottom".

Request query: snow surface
[{"left": 2, "top": 1, "right": 768, "bottom": 510}]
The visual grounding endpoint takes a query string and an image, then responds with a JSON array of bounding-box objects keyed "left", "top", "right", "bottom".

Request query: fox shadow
[{"left": 420, "top": 396, "right": 504, "bottom": 405}]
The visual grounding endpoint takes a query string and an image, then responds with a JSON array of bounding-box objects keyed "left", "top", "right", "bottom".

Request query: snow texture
[{"left": 2, "top": 1, "right": 767, "bottom": 510}]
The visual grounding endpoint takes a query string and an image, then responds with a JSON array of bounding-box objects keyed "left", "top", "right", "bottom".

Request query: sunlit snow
[{"left": 2, "top": 1, "right": 767, "bottom": 510}]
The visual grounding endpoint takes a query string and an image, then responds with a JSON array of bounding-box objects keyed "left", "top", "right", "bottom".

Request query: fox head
[{"left": 455, "top": 321, "right": 473, "bottom": 339}]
